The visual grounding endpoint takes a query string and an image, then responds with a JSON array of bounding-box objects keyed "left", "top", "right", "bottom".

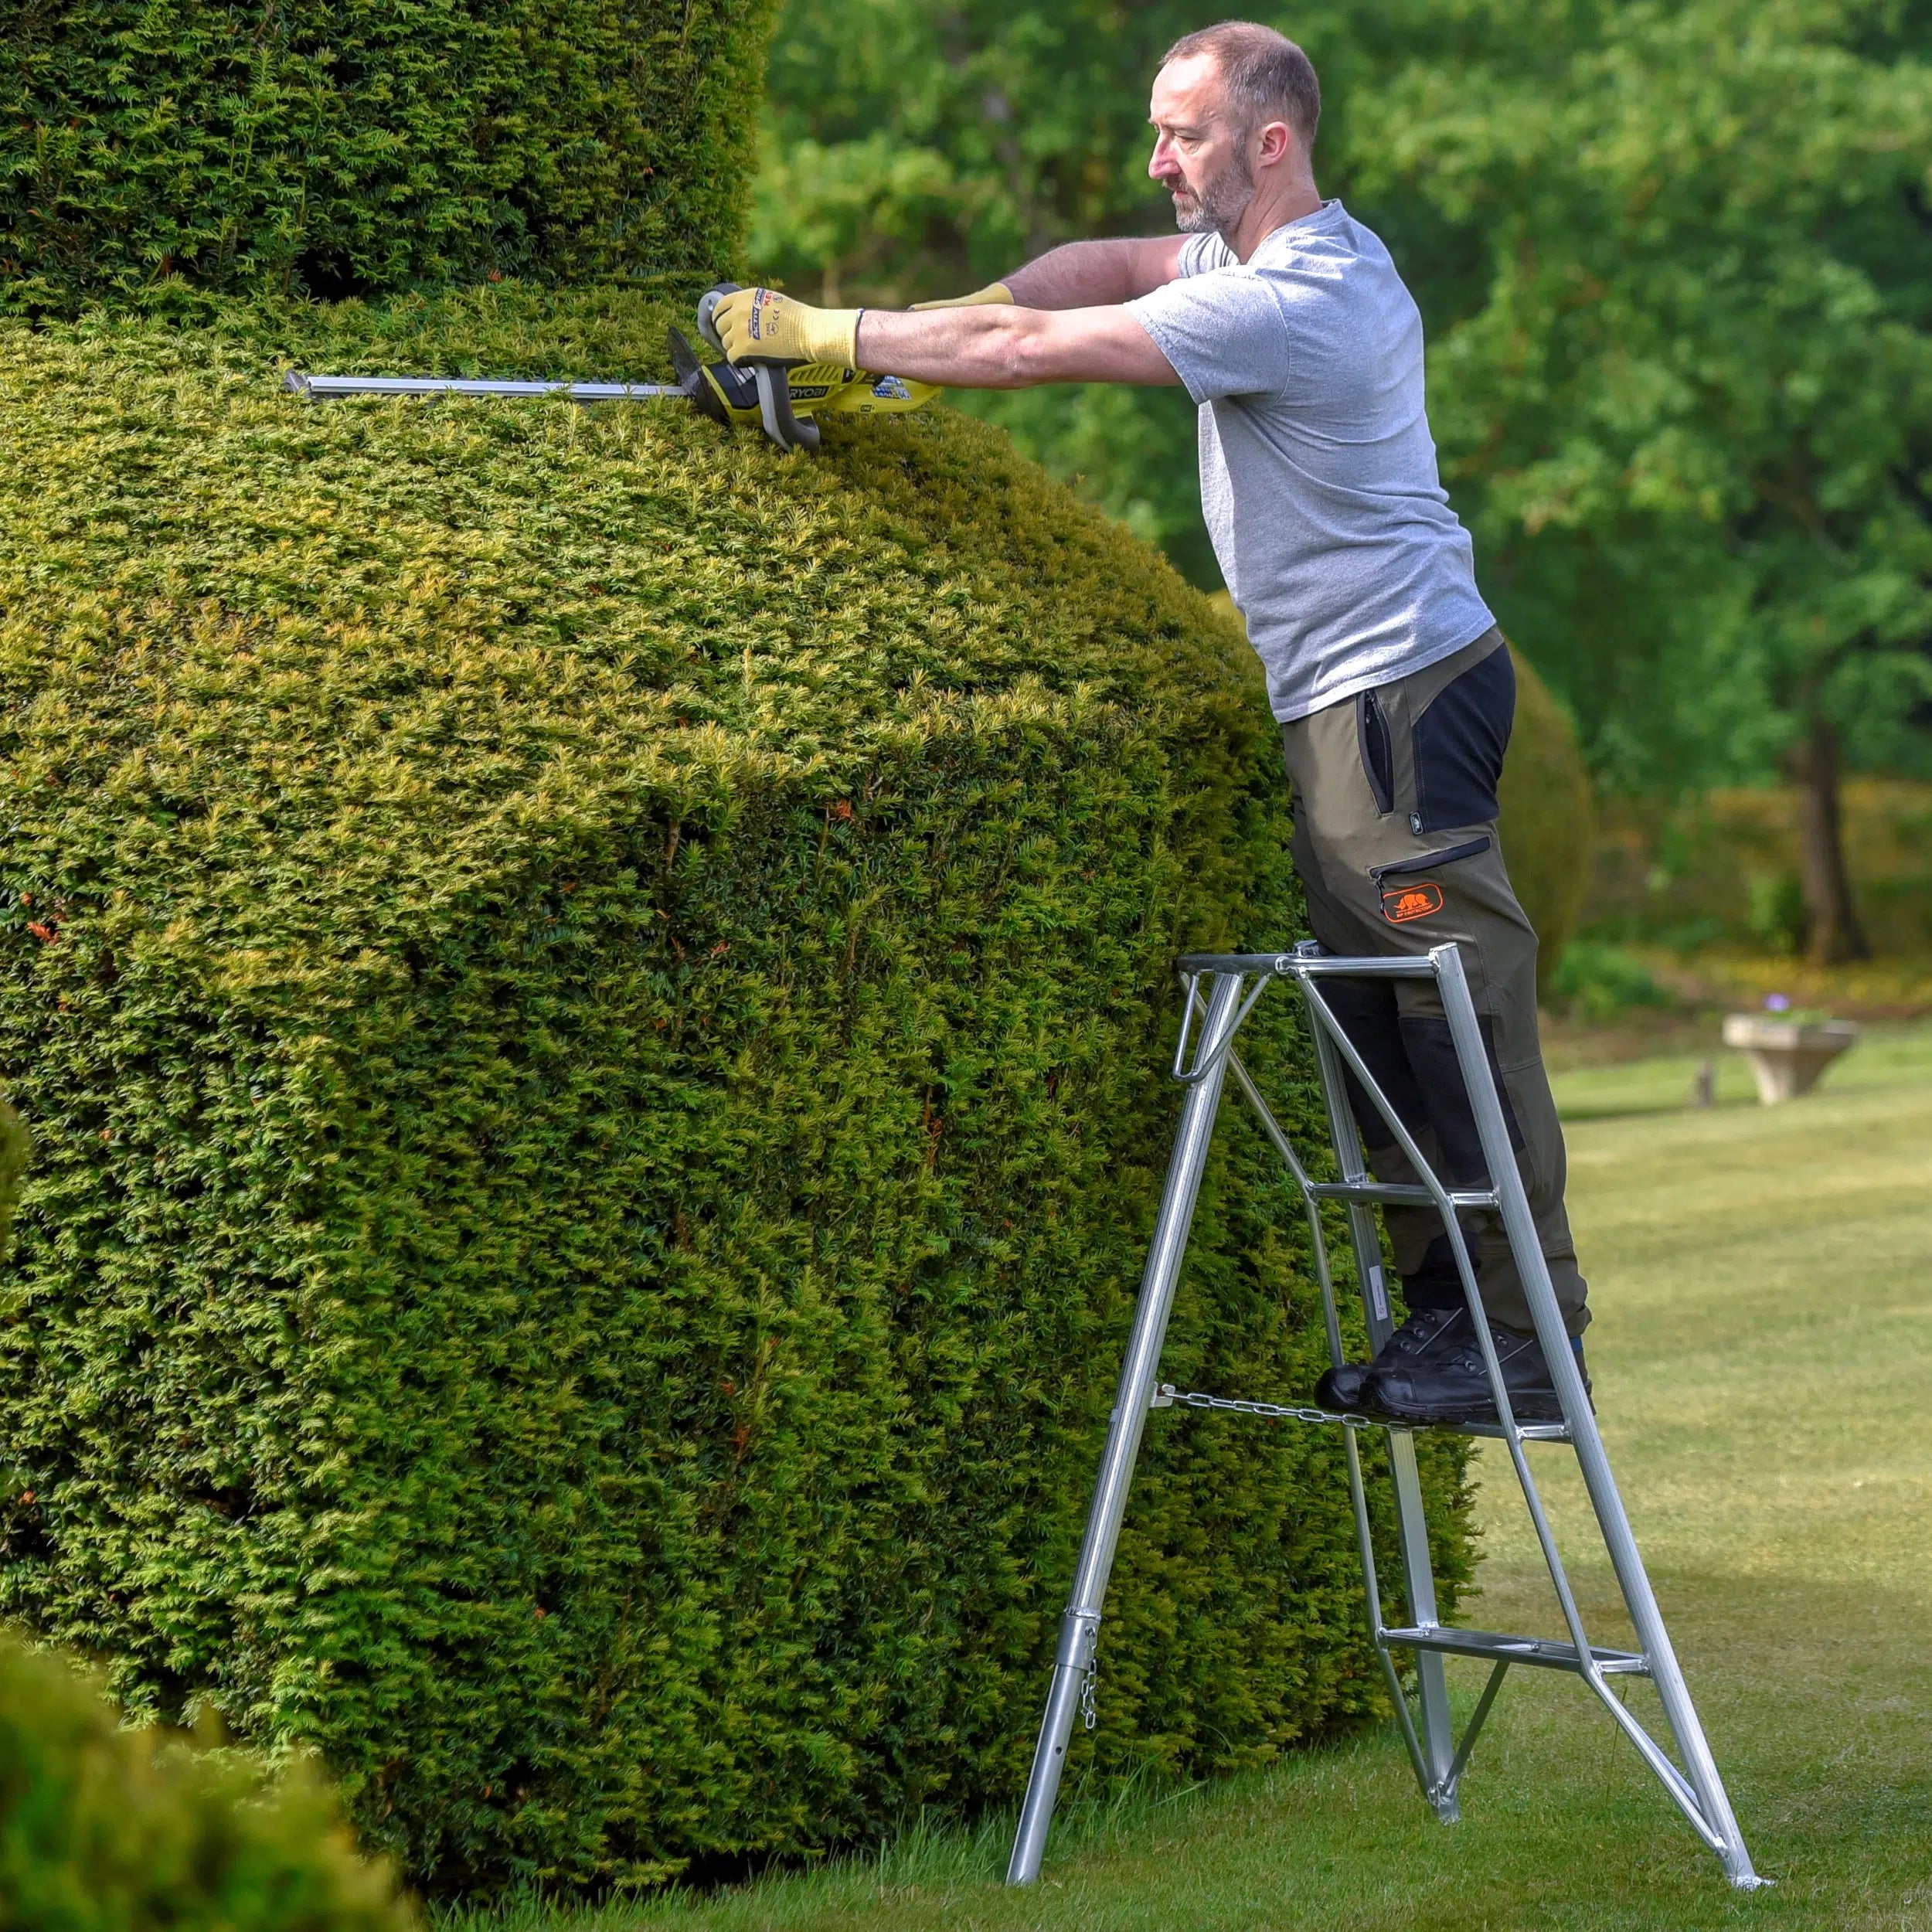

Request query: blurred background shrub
[{"left": 0, "top": 1639, "right": 413, "bottom": 1930}]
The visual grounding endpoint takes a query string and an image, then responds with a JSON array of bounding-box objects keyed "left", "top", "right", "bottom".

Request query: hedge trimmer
[{"left": 284, "top": 284, "right": 937, "bottom": 454}]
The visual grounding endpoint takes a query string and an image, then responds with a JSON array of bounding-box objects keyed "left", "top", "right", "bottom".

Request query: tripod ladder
[{"left": 1005, "top": 941, "right": 1762, "bottom": 1890}]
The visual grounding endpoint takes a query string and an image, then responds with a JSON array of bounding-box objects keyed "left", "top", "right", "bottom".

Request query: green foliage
[
  {"left": 0, "top": 287, "right": 1471, "bottom": 1890},
  {"left": 1, "top": 0, "right": 778, "bottom": 312},
  {"left": 1588, "top": 780, "right": 1932, "bottom": 957},
  {"left": 1546, "top": 943, "right": 1671, "bottom": 1026},
  {"left": 0, "top": 1091, "right": 23, "bottom": 1267},
  {"left": 1496, "top": 648, "right": 1596, "bottom": 997},
  {"left": 1356, "top": 0, "right": 1932, "bottom": 798},
  {"left": 0, "top": 1637, "right": 414, "bottom": 1930}
]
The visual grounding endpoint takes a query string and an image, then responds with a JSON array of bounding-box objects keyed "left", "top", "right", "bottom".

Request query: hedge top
[
  {"left": 0, "top": 287, "right": 1268, "bottom": 944},
  {"left": 2, "top": 0, "right": 778, "bottom": 312}
]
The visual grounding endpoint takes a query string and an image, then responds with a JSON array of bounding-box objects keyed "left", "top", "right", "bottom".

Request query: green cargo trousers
[{"left": 1279, "top": 627, "right": 1590, "bottom": 1338}]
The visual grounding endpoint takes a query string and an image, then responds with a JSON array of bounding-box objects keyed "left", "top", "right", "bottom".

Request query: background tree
[{"left": 1369, "top": 0, "right": 1932, "bottom": 963}]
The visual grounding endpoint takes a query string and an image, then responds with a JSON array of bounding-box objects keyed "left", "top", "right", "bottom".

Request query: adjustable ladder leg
[
  {"left": 1005, "top": 972, "right": 1245, "bottom": 1886},
  {"left": 1431, "top": 944, "right": 1762, "bottom": 1888}
]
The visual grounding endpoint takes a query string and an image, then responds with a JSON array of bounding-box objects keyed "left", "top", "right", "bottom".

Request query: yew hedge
[
  {"left": 0, "top": 291, "right": 1472, "bottom": 1890},
  {"left": 1, "top": 0, "right": 775, "bottom": 311}
]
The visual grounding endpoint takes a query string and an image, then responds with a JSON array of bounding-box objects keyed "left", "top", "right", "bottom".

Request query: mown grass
[{"left": 441, "top": 1024, "right": 1932, "bottom": 1930}]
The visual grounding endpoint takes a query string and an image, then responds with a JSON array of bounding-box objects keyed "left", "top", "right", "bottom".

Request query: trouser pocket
[
  {"left": 1356, "top": 691, "right": 1395, "bottom": 815},
  {"left": 1370, "top": 836, "right": 1492, "bottom": 925}
]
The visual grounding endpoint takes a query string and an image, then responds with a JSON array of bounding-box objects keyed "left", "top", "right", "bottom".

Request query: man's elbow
[{"left": 988, "top": 311, "right": 1056, "bottom": 389}]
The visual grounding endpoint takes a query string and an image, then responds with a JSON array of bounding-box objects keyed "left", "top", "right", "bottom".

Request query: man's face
[{"left": 1148, "top": 53, "right": 1255, "bottom": 236}]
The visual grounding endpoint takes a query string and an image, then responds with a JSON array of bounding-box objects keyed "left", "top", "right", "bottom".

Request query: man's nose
[{"left": 1148, "top": 135, "right": 1177, "bottom": 181}]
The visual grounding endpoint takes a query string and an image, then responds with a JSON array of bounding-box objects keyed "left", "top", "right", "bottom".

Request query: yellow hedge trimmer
[{"left": 284, "top": 284, "right": 938, "bottom": 454}]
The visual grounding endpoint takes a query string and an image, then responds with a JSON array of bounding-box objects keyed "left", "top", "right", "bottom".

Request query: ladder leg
[
  {"left": 1005, "top": 972, "right": 1246, "bottom": 1886},
  {"left": 1303, "top": 994, "right": 1458, "bottom": 1811},
  {"left": 1431, "top": 944, "right": 1763, "bottom": 1888},
  {"left": 1385, "top": 1432, "right": 1458, "bottom": 1810}
]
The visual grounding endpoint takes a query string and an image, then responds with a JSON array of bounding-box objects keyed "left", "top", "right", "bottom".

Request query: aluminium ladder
[{"left": 1005, "top": 941, "right": 1762, "bottom": 1890}]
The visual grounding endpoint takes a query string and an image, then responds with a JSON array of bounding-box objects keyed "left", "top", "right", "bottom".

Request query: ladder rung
[
  {"left": 1380, "top": 1624, "right": 1650, "bottom": 1675},
  {"left": 1304, "top": 1182, "right": 1499, "bottom": 1209}
]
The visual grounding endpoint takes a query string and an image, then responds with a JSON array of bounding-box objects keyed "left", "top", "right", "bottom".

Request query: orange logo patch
[{"left": 1381, "top": 881, "right": 1444, "bottom": 923}]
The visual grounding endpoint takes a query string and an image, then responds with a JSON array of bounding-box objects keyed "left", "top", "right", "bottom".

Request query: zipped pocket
[
  {"left": 1370, "top": 835, "right": 1492, "bottom": 885},
  {"left": 1357, "top": 691, "right": 1394, "bottom": 815}
]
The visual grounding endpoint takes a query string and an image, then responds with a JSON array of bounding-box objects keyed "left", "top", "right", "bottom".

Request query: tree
[{"left": 1364, "top": 0, "right": 1932, "bottom": 962}]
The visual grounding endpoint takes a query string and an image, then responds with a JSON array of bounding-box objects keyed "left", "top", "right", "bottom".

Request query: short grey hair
[{"left": 1162, "top": 21, "right": 1321, "bottom": 151}]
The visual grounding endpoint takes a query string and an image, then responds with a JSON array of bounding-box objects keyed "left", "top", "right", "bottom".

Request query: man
[{"left": 711, "top": 20, "right": 1589, "bottom": 1423}]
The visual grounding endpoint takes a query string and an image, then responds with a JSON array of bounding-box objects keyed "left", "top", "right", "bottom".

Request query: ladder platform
[
  {"left": 1153, "top": 1386, "right": 1572, "bottom": 1444},
  {"left": 1381, "top": 1624, "right": 1651, "bottom": 1675}
]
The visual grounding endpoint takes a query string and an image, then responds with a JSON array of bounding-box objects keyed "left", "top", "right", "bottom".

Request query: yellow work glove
[
  {"left": 910, "top": 282, "right": 1014, "bottom": 310},
  {"left": 710, "top": 287, "right": 861, "bottom": 368}
]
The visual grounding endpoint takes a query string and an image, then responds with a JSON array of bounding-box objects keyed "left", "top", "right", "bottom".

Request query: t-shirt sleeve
[
  {"left": 1174, "top": 233, "right": 1224, "bottom": 278},
  {"left": 1128, "top": 269, "right": 1290, "bottom": 405}
]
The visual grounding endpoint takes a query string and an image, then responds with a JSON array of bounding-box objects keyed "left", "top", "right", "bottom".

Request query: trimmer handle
[
  {"left": 695, "top": 283, "right": 818, "bottom": 451},
  {"left": 694, "top": 283, "right": 737, "bottom": 358}
]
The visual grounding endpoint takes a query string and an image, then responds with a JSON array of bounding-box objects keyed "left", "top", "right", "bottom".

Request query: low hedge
[
  {"left": 0, "top": 290, "right": 1472, "bottom": 1890},
  {"left": 1, "top": 0, "right": 774, "bottom": 312},
  {"left": 0, "top": 1638, "right": 415, "bottom": 1929}
]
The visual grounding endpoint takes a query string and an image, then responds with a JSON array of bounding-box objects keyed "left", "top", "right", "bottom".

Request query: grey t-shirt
[{"left": 1128, "top": 202, "right": 1495, "bottom": 723}]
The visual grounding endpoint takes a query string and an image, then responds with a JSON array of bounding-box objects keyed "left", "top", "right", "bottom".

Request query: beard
[{"left": 1170, "top": 149, "right": 1256, "bottom": 236}]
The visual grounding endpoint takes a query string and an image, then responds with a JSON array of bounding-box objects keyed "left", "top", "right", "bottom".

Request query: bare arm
[
  {"left": 1000, "top": 236, "right": 1188, "bottom": 308},
  {"left": 853, "top": 304, "right": 1180, "bottom": 390}
]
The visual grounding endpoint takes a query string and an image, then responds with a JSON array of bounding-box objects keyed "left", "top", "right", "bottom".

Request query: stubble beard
[{"left": 1170, "top": 149, "right": 1256, "bottom": 239}]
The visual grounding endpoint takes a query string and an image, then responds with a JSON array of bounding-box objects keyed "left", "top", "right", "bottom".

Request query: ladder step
[
  {"left": 1304, "top": 1181, "right": 1499, "bottom": 1209},
  {"left": 1380, "top": 1624, "right": 1650, "bottom": 1675}
]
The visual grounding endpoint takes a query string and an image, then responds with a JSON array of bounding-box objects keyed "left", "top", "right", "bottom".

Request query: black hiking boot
[
  {"left": 1315, "top": 1303, "right": 1466, "bottom": 1413},
  {"left": 1363, "top": 1309, "right": 1590, "bottom": 1425}
]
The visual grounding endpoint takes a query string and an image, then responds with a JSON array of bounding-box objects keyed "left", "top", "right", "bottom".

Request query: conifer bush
[
  {"left": 1, "top": 0, "right": 774, "bottom": 311},
  {"left": 0, "top": 289, "right": 1473, "bottom": 1888},
  {"left": 0, "top": 1637, "right": 416, "bottom": 1929}
]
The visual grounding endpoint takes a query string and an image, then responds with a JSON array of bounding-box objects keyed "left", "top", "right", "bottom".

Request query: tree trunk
[{"left": 1790, "top": 709, "right": 1869, "bottom": 965}]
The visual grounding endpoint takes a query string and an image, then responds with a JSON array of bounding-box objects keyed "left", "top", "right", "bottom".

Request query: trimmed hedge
[
  {"left": 0, "top": 1638, "right": 416, "bottom": 1928},
  {"left": 0, "top": 290, "right": 1471, "bottom": 1890},
  {"left": 0, "top": 0, "right": 775, "bottom": 312}
]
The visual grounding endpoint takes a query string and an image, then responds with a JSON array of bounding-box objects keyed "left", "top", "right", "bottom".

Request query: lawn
[{"left": 447, "top": 1025, "right": 1932, "bottom": 1931}]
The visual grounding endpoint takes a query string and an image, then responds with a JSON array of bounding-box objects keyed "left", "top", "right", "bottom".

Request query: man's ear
[{"left": 1255, "top": 117, "right": 1294, "bottom": 169}]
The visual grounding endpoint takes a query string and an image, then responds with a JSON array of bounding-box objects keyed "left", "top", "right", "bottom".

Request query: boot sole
[{"left": 1369, "top": 1392, "right": 1566, "bottom": 1425}]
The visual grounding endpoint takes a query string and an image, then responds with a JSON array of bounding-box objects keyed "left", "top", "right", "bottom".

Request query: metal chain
[
  {"left": 1154, "top": 1384, "right": 1569, "bottom": 1443},
  {"left": 1078, "top": 1665, "right": 1099, "bottom": 1732},
  {"left": 1158, "top": 1386, "right": 1362, "bottom": 1427}
]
